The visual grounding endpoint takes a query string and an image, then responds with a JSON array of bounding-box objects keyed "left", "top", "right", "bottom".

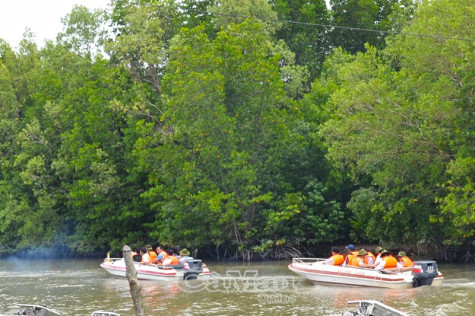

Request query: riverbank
[{"left": 4, "top": 242, "right": 474, "bottom": 264}]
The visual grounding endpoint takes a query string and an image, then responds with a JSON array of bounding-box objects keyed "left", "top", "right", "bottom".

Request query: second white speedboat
[{"left": 288, "top": 258, "right": 443, "bottom": 289}]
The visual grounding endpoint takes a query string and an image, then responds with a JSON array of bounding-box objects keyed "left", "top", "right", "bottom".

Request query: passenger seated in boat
[
  {"left": 373, "top": 250, "right": 398, "bottom": 270},
  {"left": 349, "top": 249, "right": 374, "bottom": 268},
  {"left": 178, "top": 248, "right": 193, "bottom": 265},
  {"left": 147, "top": 245, "right": 158, "bottom": 262},
  {"left": 162, "top": 248, "right": 179, "bottom": 266},
  {"left": 140, "top": 247, "right": 151, "bottom": 264},
  {"left": 153, "top": 245, "right": 169, "bottom": 264},
  {"left": 372, "top": 246, "right": 384, "bottom": 266},
  {"left": 343, "top": 244, "right": 359, "bottom": 266},
  {"left": 171, "top": 247, "right": 180, "bottom": 258},
  {"left": 396, "top": 251, "right": 413, "bottom": 271},
  {"left": 322, "top": 247, "right": 344, "bottom": 265},
  {"left": 364, "top": 250, "right": 376, "bottom": 265}
]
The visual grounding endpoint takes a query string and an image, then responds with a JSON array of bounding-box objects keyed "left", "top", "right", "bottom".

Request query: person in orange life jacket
[
  {"left": 364, "top": 250, "right": 376, "bottom": 265},
  {"left": 396, "top": 251, "right": 413, "bottom": 271},
  {"left": 153, "top": 245, "right": 169, "bottom": 264},
  {"left": 349, "top": 249, "right": 375, "bottom": 267},
  {"left": 323, "top": 247, "right": 345, "bottom": 265},
  {"left": 171, "top": 247, "right": 180, "bottom": 258},
  {"left": 343, "top": 244, "right": 359, "bottom": 265},
  {"left": 169, "top": 247, "right": 181, "bottom": 265},
  {"left": 162, "top": 248, "right": 179, "bottom": 265},
  {"left": 139, "top": 247, "right": 151, "bottom": 264},
  {"left": 147, "top": 245, "right": 157, "bottom": 262},
  {"left": 373, "top": 250, "right": 398, "bottom": 270}
]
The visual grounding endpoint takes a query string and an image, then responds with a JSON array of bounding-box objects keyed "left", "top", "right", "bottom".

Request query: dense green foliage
[{"left": 0, "top": 0, "right": 473, "bottom": 261}]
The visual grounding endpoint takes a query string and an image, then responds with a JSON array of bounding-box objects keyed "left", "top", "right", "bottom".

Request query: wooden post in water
[{"left": 123, "top": 245, "right": 145, "bottom": 316}]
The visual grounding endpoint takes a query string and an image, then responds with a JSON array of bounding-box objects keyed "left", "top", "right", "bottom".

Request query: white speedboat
[
  {"left": 100, "top": 257, "right": 211, "bottom": 281},
  {"left": 14, "top": 304, "right": 121, "bottom": 316},
  {"left": 288, "top": 258, "right": 443, "bottom": 289}
]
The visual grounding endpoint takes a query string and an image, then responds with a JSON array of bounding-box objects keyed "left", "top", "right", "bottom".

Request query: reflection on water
[{"left": 0, "top": 259, "right": 473, "bottom": 315}]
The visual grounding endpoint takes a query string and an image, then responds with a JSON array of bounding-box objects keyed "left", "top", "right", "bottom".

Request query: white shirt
[
  {"left": 374, "top": 259, "right": 386, "bottom": 270},
  {"left": 366, "top": 256, "right": 374, "bottom": 265},
  {"left": 141, "top": 253, "right": 151, "bottom": 264},
  {"left": 373, "top": 255, "right": 382, "bottom": 267}
]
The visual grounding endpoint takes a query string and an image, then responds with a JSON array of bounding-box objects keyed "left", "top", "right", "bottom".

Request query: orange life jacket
[
  {"left": 331, "top": 254, "right": 345, "bottom": 265},
  {"left": 154, "top": 250, "right": 168, "bottom": 264},
  {"left": 399, "top": 256, "right": 413, "bottom": 267},
  {"left": 365, "top": 252, "right": 376, "bottom": 265},
  {"left": 149, "top": 251, "right": 157, "bottom": 262},
  {"left": 345, "top": 251, "right": 359, "bottom": 265},
  {"left": 383, "top": 255, "right": 398, "bottom": 268},
  {"left": 167, "top": 255, "right": 179, "bottom": 265},
  {"left": 350, "top": 256, "right": 364, "bottom": 267},
  {"left": 159, "top": 250, "right": 168, "bottom": 260}
]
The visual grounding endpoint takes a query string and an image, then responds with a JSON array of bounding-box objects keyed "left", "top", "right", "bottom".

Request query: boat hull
[{"left": 288, "top": 258, "right": 443, "bottom": 289}]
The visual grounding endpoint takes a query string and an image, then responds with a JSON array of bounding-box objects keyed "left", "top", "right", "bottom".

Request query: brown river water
[{"left": 0, "top": 259, "right": 473, "bottom": 315}]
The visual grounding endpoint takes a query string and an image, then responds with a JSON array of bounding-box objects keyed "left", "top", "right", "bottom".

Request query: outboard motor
[
  {"left": 412, "top": 260, "right": 439, "bottom": 287},
  {"left": 183, "top": 259, "right": 203, "bottom": 280}
]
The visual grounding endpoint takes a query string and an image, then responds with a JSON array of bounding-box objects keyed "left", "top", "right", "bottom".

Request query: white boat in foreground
[
  {"left": 288, "top": 258, "right": 443, "bottom": 289},
  {"left": 100, "top": 257, "right": 211, "bottom": 281},
  {"left": 16, "top": 304, "right": 60, "bottom": 316},
  {"left": 342, "top": 300, "right": 409, "bottom": 316},
  {"left": 14, "top": 304, "right": 119, "bottom": 316}
]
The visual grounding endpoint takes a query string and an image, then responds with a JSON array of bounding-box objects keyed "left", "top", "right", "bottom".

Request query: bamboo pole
[{"left": 123, "top": 245, "right": 145, "bottom": 316}]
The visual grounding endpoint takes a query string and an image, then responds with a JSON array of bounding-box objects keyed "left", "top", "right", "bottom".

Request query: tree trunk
[{"left": 123, "top": 245, "right": 145, "bottom": 316}]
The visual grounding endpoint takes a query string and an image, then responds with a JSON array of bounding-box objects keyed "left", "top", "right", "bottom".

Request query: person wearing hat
[
  {"left": 370, "top": 246, "right": 384, "bottom": 268},
  {"left": 323, "top": 247, "right": 345, "bottom": 266},
  {"left": 178, "top": 248, "right": 193, "bottom": 265},
  {"left": 396, "top": 251, "right": 413, "bottom": 270},
  {"left": 373, "top": 250, "right": 398, "bottom": 270},
  {"left": 349, "top": 249, "right": 369, "bottom": 267},
  {"left": 348, "top": 249, "right": 366, "bottom": 267}
]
